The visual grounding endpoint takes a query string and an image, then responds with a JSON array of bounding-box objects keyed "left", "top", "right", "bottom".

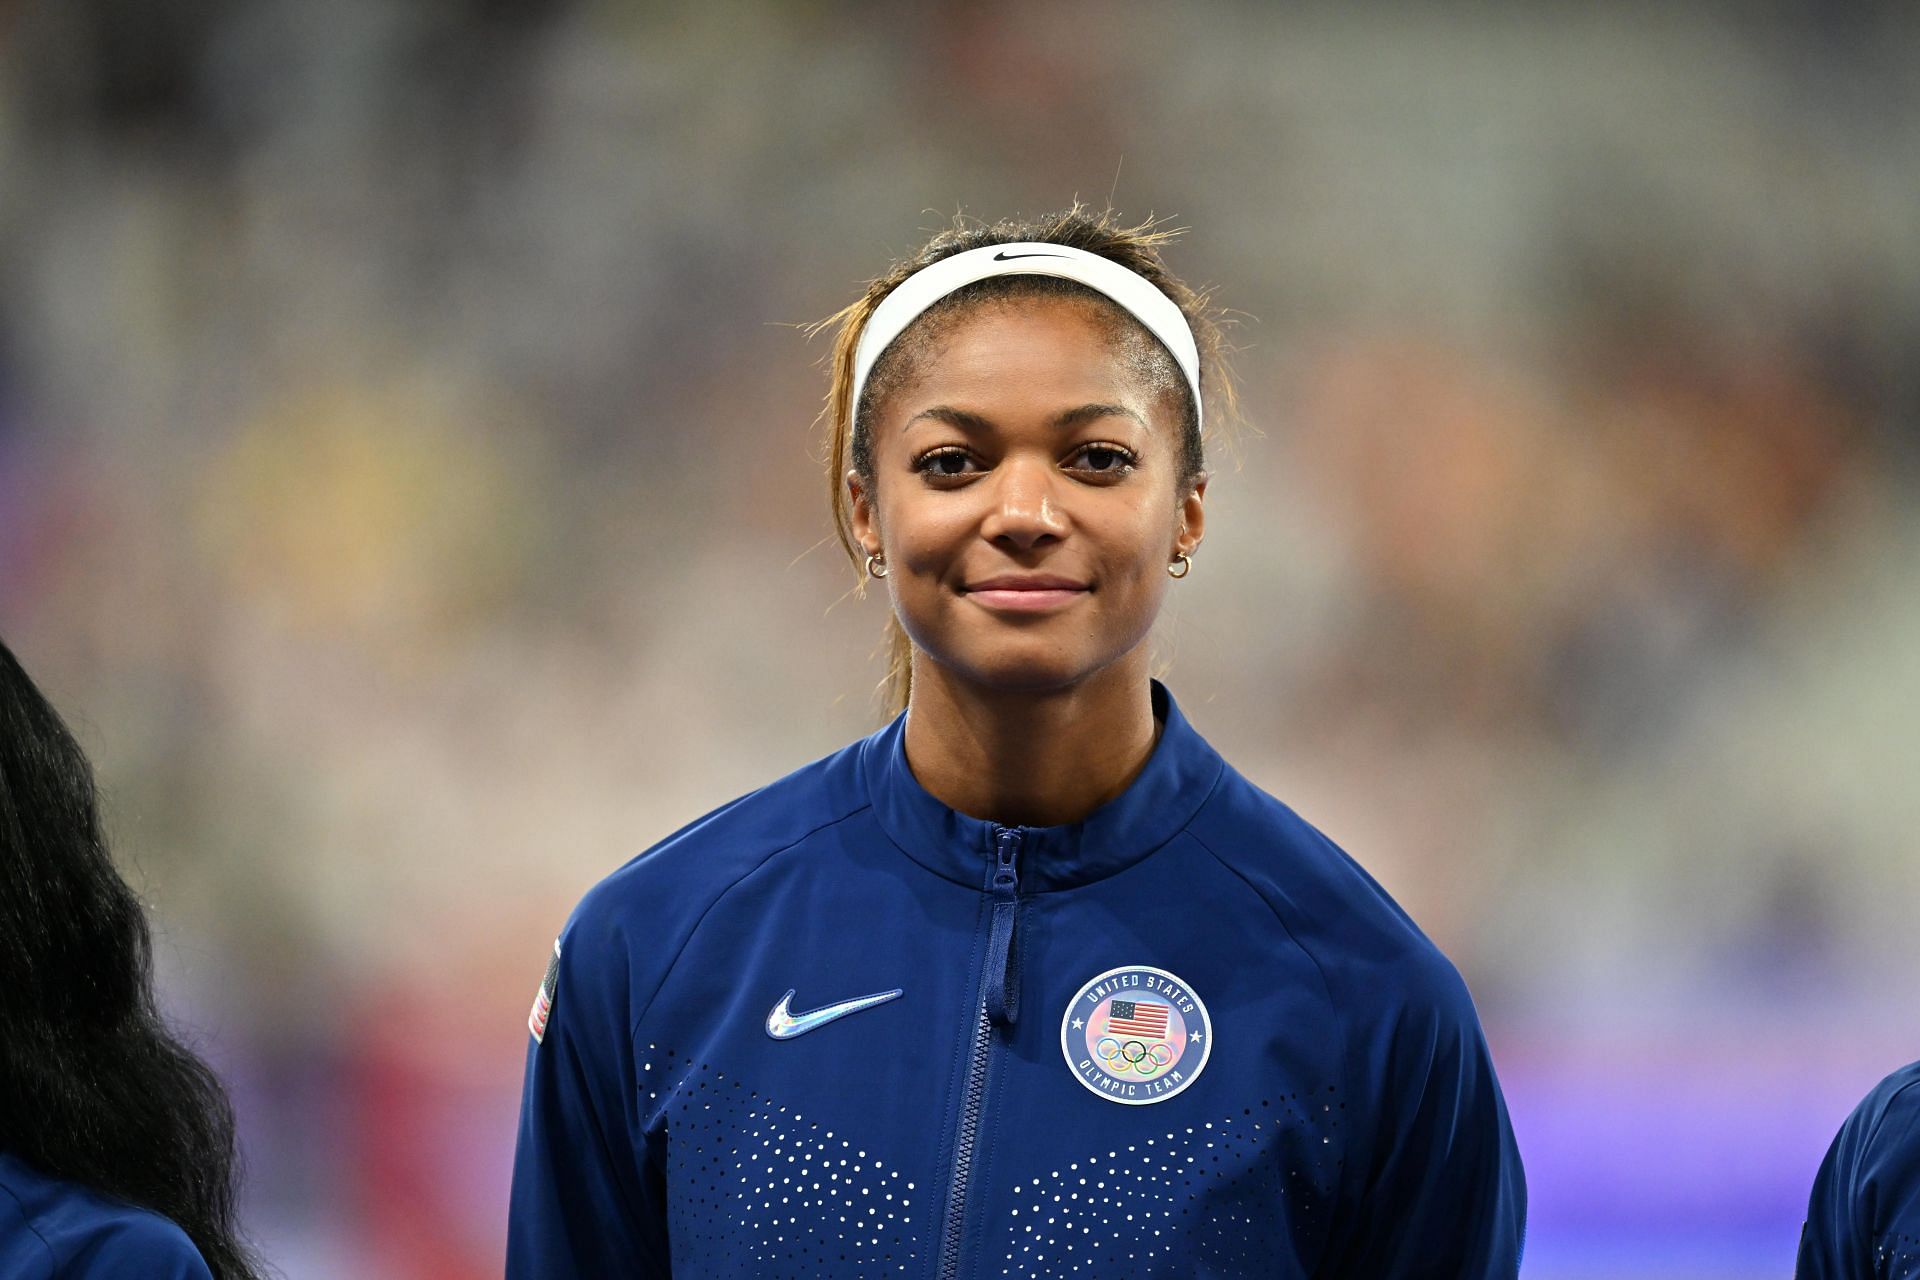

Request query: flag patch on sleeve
[{"left": 528, "top": 939, "right": 561, "bottom": 1043}]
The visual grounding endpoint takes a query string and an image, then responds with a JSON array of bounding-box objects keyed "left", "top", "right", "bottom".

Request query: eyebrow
[{"left": 904, "top": 403, "right": 1148, "bottom": 433}]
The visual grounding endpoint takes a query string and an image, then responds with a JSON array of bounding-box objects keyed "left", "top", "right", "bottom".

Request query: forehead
[{"left": 881, "top": 295, "right": 1172, "bottom": 425}]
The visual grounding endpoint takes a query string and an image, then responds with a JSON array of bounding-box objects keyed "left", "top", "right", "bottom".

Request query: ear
[
  {"left": 847, "top": 469, "right": 881, "bottom": 557},
  {"left": 1174, "top": 473, "right": 1208, "bottom": 558}
]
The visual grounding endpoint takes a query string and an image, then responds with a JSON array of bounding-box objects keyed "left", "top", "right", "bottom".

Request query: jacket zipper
[
  {"left": 936, "top": 825, "right": 1023, "bottom": 1279},
  {"left": 984, "top": 826, "right": 1023, "bottom": 1026}
]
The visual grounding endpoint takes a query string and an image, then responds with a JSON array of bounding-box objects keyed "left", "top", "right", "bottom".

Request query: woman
[
  {"left": 508, "top": 207, "right": 1526, "bottom": 1277},
  {"left": 0, "top": 638, "right": 263, "bottom": 1279}
]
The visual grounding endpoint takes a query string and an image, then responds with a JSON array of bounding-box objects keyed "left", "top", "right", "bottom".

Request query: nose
[{"left": 979, "top": 456, "right": 1068, "bottom": 551}]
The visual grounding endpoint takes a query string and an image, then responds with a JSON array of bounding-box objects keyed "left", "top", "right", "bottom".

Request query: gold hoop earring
[
  {"left": 866, "top": 552, "right": 888, "bottom": 580},
  {"left": 1168, "top": 553, "right": 1192, "bottom": 579}
]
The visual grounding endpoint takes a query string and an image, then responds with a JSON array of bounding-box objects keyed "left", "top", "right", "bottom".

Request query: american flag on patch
[
  {"left": 1107, "top": 999, "right": 1169, "bottom": 1039},
  {"left": 528, "top": 939, "right": 561, "bottom": 1043}
]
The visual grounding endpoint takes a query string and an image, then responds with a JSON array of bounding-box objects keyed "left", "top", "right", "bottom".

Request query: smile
[{"left": 963, "top": 578, "right": 1090, "bottom": 613}]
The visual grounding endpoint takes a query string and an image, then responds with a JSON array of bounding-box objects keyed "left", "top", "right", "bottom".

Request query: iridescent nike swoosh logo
[{"left": 765, "top": 988, "right": 904, "bottom": 1040}]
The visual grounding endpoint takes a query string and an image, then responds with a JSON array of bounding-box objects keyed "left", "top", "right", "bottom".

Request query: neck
[{"left": 900, "top": 654, "right": 1161, "bottom": 828}]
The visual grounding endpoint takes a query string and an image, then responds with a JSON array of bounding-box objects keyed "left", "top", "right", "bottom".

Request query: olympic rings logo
[{"left": 1094, "top": 1036, "right": 1174, "bottom": 1077}]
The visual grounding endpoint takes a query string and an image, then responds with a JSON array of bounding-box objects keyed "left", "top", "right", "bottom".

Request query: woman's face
[{"left": 848, "top": 296, "right": 1206, "bottom": 698}]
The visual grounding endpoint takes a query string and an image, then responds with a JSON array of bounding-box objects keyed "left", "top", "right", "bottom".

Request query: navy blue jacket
[
  {"left": 1800, "top": 1060, "right": 1920, "bottom": 1278},
  {"left": 507, "top": 682, "right": 1525, "bottom": 1277},
  {"left": 0, "top": 1151, "right": 210, "bottom": 1280}
]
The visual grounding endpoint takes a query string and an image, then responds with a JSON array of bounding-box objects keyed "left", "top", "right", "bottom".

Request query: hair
[
  {"left": 815, "top": 204, "right": 1239, "bottom": 717},
  {"left": 0, "top": 638, "right": 266, "bottom": 1280}
]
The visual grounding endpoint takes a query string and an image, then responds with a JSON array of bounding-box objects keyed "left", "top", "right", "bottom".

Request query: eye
[
  {"left": 1068, "top": 442, "right": 1139, "bottom": 478},
  {"left": 913, "top": 447, "right": 981, "bottom": 481}
]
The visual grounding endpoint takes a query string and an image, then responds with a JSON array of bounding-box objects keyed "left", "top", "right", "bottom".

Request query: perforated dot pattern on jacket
[
  {"left": 644, "top": 1046, "right": 923, "bottom": 1277},
  {"left": 1878, "top": 1232, "right": 1920, "bottom": 1279},
  {"left": 995, "top": 1090, "right": 1343, "bottom": 1277}
]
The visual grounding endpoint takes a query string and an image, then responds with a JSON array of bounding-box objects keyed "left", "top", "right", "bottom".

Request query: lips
[{"left": 963, "top": 575, "right": 1090, "bottom": 613}]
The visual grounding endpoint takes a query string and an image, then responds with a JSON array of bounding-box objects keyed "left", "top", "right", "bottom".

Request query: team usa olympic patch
[
  {"left": 528, "top": 939, "right": 561, "bottom": 1044},
  {"left": 1061, "top": 965, "right": 1211, "bottom": 1105}
]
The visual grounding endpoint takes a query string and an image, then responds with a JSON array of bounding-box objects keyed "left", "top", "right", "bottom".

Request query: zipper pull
[{"left": 985, "top": 826, "right": 1023, "bottom": 1027}]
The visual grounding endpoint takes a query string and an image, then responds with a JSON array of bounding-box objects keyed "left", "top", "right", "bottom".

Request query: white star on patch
[
  {"left": 1190, "top": 1030, "right": 1203, "bottom": 1043},
  {"left": 1071, "top": 1018, "right": 1085, "bottom": 1030}
]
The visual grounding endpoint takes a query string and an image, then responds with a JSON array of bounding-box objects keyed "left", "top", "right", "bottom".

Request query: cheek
[
  {"left": 1111, "top": 556, "right": 1173, "bottom": 624},
  {"left": 1095, "top": 503, "right": 1180, "bottom": 576},
  {"left": 875, "top": 491, "right": 970, "bottom": 573}
]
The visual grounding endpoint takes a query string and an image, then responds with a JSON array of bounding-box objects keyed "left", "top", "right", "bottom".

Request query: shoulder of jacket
[
  {"left": 65, "top": 1210, "right": 210, "bottom": 1279},
  {"left": 1846, "top": 1059, "right": 1920, "bottom": 1168},
  {"left": 1186, "top": 766, "right": 1471, "bottom": 1021},
  {"left": 1867, "top": 1060, "right": 1920, "bottom": 1121},
  {"left": 0, "top": 1159, "right": 207, "bottom": 1280},
  {"left": 559, "top": 733, "right": 874, "bottom": 961},
  {"left": 0, "top": 1174, "right": 51, "bottom": 1280}
]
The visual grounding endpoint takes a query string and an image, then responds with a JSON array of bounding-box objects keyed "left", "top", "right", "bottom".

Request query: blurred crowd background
[{"left": 3, "top": 2, "right": 1917, "bottom": 1275}]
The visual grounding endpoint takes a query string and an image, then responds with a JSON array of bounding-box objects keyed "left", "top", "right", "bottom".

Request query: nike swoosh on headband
[
  {"left": 849, "top": 241, "right": 1202, "bottom": 431},
  {"left": 766, "top": 988, "right": 905, "bottom": 1040}
]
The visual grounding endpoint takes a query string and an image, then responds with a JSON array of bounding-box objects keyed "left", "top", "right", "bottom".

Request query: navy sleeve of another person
[
  {"left": 58, "top": 1215, "right": 214, "bottom": 1280},
  {"left": 0, "top": 1152, "right": 213, "bottom": 1280},
  {"left": 1800, "top": 1061, "right": 1920, "bottom": 1279}
]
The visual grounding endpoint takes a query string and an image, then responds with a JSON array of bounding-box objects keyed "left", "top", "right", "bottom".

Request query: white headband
[{"left": 850, "top": 242, "right": 1203, "bottom": 432}]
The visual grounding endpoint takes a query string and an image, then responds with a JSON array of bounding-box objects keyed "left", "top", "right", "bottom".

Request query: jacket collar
[{"left": 860, "top": 680, "right": 1225, "bottom": 893}]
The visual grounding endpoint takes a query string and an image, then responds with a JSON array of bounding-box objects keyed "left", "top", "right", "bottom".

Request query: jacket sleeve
[
  {"left": 1797, "top": 1109, "right": 1872, "bottom": 1280},
  {"left": 1323, "top": 960, "right": 1527, "bottom": 1279},
  {"left": 506, "top": 908, "right": 670, "bottom": 1278},
  {"left": 1797, "top": 1068, "right": 1920, "bottom": 1280}
]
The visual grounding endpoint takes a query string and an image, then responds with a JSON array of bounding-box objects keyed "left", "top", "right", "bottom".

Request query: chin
[
  {"left": 924, "top": 644, "right": 1123, "bottom": 699},
  {"left": 968, "top": 666, "right": 1091, "bottom": 697}
]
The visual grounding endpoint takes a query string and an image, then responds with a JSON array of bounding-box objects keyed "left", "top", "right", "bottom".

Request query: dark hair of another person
[
  {"left": 814, "top": 203, "right": 1240, "bottom": 715},
  {"left": 0, "top": 638, "right": 265, "bottom": 1280}
]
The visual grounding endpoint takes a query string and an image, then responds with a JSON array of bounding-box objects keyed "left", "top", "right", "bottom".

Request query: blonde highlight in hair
[{"left": 810, "top": 204, "right": 1239, "bottom": 719}]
